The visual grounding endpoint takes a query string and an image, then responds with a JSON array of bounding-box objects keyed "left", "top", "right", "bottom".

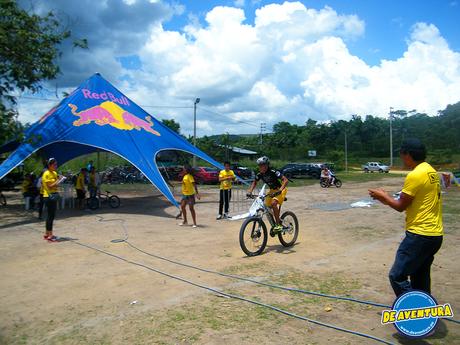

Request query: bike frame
[{"left": 249, "top": 184, "right": 277, "bottom": 228}]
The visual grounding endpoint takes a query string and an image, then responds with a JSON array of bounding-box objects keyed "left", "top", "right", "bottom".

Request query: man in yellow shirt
[
  {"left": 75, "top": 168, "right": 87, "bottom": 210},
  {"left": 180, "top": 165, "right": 200, "bottom": 228},
  {"left": 369, "top": 139, "right": 443, "bottom": 296},
  {"left": 42, "top": 158, "right": 65, "bottom": 242},
  {"left": 217, "top": 161, "right": 236, "bottom": 220}
]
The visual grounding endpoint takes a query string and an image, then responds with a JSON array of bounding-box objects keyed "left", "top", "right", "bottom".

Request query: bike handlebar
[{"left": 246, "top": 190, "right": 282, "bottom": 200}]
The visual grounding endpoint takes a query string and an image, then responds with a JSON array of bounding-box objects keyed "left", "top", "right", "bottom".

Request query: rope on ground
[
  {"left": 93, "top": 215, "right": 460, "bottom": 326},
  {"left": 126, "top": 241, "right": 390, "bottom": 308},
  {"left": 70, "top": 239, "right": 395, "bottom": 345}
]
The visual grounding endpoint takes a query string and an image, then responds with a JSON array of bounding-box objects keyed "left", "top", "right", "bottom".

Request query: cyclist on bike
[{"left": 247, "top": 156, "right": 289, "bottom": 232}]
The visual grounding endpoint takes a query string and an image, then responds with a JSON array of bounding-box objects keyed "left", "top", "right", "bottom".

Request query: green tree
[
  {"left": 161, "top": 119, "right": 181, "bottom": 134},
  {"left": 0, "top": 0, "right": 87, "bottom": 144}
]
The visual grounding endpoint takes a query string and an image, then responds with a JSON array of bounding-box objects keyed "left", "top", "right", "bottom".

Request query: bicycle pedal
[{"left": 269, "top": 229, "right": 276, "bottom": 237}]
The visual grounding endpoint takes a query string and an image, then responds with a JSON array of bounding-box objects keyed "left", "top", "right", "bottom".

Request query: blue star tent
[{"left": 0, "top": 73, "right": 223, "bottom": 206}]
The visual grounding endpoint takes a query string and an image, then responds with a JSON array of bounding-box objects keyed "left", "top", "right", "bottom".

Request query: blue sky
[
  {"left": 17, "top": 0, "right": 460, "bottom": 135},
  {"left": 163, "top": 0, "right": 460, "bottom": 66}
]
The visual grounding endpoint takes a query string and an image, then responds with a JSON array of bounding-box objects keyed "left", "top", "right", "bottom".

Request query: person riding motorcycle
[{"left": 247, "top": 156, "right": 289, "bottom": 232}]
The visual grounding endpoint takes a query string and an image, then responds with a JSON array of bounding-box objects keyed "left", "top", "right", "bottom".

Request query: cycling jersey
[{"left": 255, "top": 169, "right": 283, "bottom": 190}]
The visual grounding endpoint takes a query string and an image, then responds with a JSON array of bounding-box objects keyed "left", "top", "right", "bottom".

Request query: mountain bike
[
  {"left": 87, "top": 190, "right": 120, "bottom": 210},
  {"left": 239, "top": 185, "right": 299, "bottom": 256}
]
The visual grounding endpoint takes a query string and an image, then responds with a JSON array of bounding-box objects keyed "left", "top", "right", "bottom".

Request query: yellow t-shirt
[
  {"left": 402, "top": 162, "right": 443, "bottom": 236},
  {"left": 39, "top": 178, "right": 44, "bottom": 195},
  {"left": 219, "top": 169, "right": 236, "bottom": 190},
  {"left": 75, "top": 173, "right": 85, "bottom": 190},
  {"left": 89, "top": 172, "right": 96, "bottom": 187},
  {"left": 22, "top": 179, "right": 31, "bottom": 193},
  {"left": 42, "top": 170, "right": 58, "bottom": 198},
  {"left": 182, "top": 173, "right": 196, "bottom": 196}
]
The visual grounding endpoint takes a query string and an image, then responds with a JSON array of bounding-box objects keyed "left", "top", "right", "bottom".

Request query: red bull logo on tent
[{"left": 69, "top": 101, "right": 161, "bottom": 136}]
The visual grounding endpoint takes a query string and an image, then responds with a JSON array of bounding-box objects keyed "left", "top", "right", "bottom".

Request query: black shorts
[
  {"left": 181, "top": 195, "right": 196, "bottom": 205},
  {"left": 76, "top": 189, "right": 86, "bottom": 199}
]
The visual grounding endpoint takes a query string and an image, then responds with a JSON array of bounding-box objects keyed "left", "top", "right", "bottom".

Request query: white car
[{"left": 362, "top": 162, "right": 390, "bottom": 173}]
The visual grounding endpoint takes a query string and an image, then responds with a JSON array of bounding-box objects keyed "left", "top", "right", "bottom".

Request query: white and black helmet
[{"left": 256, "top": 156, "right": 270, "bottom": 165}]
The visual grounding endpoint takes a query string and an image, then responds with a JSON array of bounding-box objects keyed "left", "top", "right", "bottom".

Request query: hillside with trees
[{"left": 193, "top": 104, "right": 460, "bottom": 167}]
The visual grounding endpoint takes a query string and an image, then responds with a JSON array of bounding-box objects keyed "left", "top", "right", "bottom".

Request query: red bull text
[{"left": 82, "top": 89, "right": 130, "bottom": 106}]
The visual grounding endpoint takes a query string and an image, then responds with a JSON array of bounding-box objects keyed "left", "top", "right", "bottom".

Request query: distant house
[{"left": 217, "top": 145, "right": 258, "bottom": 161}]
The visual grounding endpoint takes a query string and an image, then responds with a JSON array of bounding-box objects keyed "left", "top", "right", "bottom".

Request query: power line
[{"left": 199, "top": 107, "right": 261, "bottom": 128}]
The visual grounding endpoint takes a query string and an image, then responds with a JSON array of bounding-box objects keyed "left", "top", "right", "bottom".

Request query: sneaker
[
  {"left": 47, "top": 236, "right": 59, "bottom": 243},
  {"left": 223, "top": 213, "right": 232, "bottom": 219},
  {"left": 216, "top": 214, "right": 223, "bottom": 220},
  {"left": 179, "top": 222, "right": 188, "bottom": 226},
  {"left": 192, "top": 224, "right": 198, "bottom": 228}
]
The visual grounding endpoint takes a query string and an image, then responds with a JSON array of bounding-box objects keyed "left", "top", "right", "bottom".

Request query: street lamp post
[
  {"left": 193, "top": 98, "right": 200, "bottom": 167},
  {"left": 389, "top": 107, "right": 394, "bottom": 167}
]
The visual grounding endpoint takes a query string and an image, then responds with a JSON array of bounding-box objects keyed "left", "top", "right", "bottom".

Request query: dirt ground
[{"left": 0, "top": 177, "right": 459, "bottom": 345}]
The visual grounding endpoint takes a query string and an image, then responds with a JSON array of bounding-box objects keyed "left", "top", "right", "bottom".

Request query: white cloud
[
  {"left": 233, "top": 0, "right": 245, "bottom": 8},
  {"left": 16, "top": 1, "right": 460, "bottom": 136}
]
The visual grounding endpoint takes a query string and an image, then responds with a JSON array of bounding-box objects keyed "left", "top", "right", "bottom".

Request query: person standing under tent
[
  {"left": 88, "top": 166, "right": 100, "bottom": 198},
  {"left": 369, "top": 139, "right": 443, "bottom": 297},
  {"left": 75, "top": 168, "right": 87, "bottom": 209},
  {"left": 36, "top": 169, "right": 46, "bottom": 220},
  {"left": 42, "top": 158, "right": 65, "bottom": 242},
  {"left": 22, "top": 173, "right": 33, "bottom": 209},
  {"left": 179, "top": 165, "right": 200, "bottom": 228},
  {"left": 217, "top": 161, "right": 236, "bottom": 220}
]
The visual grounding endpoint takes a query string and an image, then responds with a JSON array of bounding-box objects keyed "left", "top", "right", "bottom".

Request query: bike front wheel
[
  {"left": 278, "top": 211, "right": 299, "bottom": 247},
  {"left": 109, "top": 195, "right": 121, "bottom": 208},
  {"left": 334, "top": 179, "right": 342, "bottom": 188},
  {"left": 239, "top": 217, "right": 268, "bottom": 256}
]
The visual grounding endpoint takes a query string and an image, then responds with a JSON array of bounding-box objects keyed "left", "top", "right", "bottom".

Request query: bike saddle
[{"left": 105, "top": 190, "right": 110, "bottom": 193}]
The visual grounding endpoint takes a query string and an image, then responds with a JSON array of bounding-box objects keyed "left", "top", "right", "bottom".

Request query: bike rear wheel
[
  {"left": 278, "top": 211, "right": 299, "bottom": 247},
  {"left": 109, "top": 195, "right": 121, "bottom": 208},
  {"left": 239, "top": 217, "right": 268, "bottom": 256},
  {"left": 87, "top": 197, "right": 100, "bottom": 210}
]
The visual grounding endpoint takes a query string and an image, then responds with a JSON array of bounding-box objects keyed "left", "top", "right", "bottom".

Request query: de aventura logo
[{"left": 381, "top": 290, "right": 454, "bottom": 338}]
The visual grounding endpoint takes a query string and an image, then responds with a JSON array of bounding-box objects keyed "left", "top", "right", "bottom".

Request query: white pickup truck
[{"left": 362, "top": 162, "right": 390, "bottom": 173}]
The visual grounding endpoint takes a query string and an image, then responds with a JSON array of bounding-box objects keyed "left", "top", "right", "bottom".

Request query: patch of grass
[
  {"left": 221, "top": 262, "right": 265, "bottom": 275},
  {"left": 340, "top": 171, "right": 405, "bottom": 183}
]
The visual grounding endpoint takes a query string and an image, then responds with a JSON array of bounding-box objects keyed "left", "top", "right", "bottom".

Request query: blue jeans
[{"left": 389, "top": 231, "right": 442, "bottom": 297}]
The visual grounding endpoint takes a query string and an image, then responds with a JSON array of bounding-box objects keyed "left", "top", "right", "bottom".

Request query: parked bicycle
[
  {"left": 239, "top": 185, "right": 299, "bottom": 256},
  {"left": 87, "top": 190, "right": 120, "bottom": 210}
]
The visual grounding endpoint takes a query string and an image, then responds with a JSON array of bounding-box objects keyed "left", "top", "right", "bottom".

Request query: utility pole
[
  {"left": 344, "top": 129, "right": 348, "bottom": 173},
  {"left": 193, "top": 98, "right": 200, "bottom": 167},
  {"left": 259, "top": 122, "right": 266, "bottom": 145},
  {"left": 389, "top": 107, "right": 394, "bottom": 167}
]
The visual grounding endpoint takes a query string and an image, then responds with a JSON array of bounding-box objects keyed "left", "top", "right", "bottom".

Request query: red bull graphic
[{"left": 69, "top": 101, "right": 160, "bottom": 136}]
